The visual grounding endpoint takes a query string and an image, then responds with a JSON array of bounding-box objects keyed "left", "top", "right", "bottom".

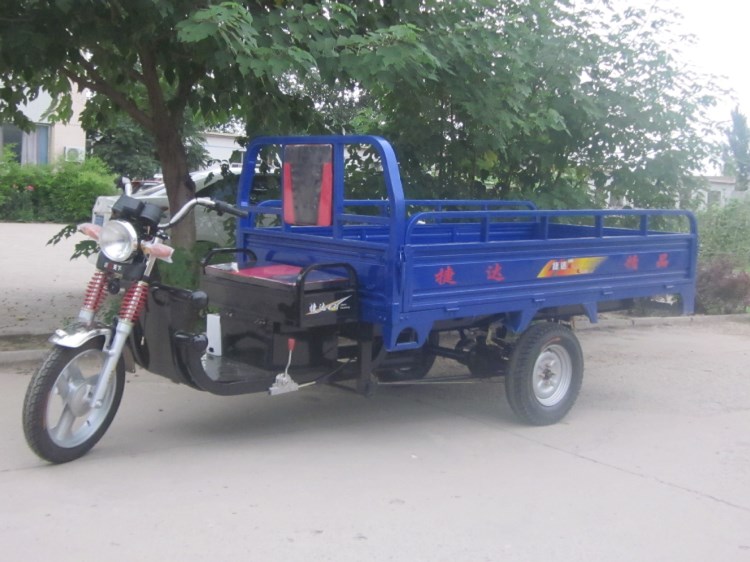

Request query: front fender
[{"left": 50, "top": 322, "right": 112, "bottom": 349}]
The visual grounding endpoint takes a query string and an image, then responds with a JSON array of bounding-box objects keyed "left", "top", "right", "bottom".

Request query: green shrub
[
  {"left": 45, "top": 158, "right": 116, "bottom": 222},
  {"left": 0, "top": 149, "right": 51, "bottom": 221},
  {"left": 697, "top": 199, "right": 750, "bottom": 269},
  {"left": 0, "top": 147, "right": 116, "bottom": 223},
  {"left": 694, "top": 200, "right": 750, "bottom": 314},
  {"left": 695, "top": 256, "right": 750, "bottom": 314}
]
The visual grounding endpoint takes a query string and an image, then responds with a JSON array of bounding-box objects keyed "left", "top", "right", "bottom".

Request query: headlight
[{"left": 99, "top": 220, "right": 138, "bottom": 262}]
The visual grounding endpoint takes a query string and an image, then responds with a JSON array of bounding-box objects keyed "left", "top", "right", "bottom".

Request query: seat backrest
[{"left": 282, "top": 144, "right": 333, "bottom": 226}]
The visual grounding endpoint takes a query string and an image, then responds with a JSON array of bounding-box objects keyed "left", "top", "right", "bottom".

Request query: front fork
[{"left": 56, "top": 259, "right": 155, "bottom": 409}]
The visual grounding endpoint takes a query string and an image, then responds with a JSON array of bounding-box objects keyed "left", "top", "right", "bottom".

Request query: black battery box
[{"left": 201, "top": 261, "right": 358, "bottom": 328}]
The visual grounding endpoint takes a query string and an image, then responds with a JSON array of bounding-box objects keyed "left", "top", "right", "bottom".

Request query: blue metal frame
[
  {"left": 235, "top": 136, "right": 698, "bottom": 351},
  {"left": 238, "top": 134, "right": 405, "bottom": 251}
]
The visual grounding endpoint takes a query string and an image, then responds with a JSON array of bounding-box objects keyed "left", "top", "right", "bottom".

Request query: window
[
  {"left": 0, "top": 124, "right": 23, "bottom": 161},
  {"left": 0, "top": 123, "right": 50, "bottom": 164}
]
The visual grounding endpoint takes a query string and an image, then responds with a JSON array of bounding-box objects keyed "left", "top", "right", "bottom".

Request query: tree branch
[
  {"left": 138, "top": 47, "right": 171, "bottom": 130},
  {"left": 64, "top": 53, "right": 154, "bottom": 133},
  {"left": 87, "top": 43, "right": 145, "bottom": 84},
  {"left": 172, "top": 65, "right": 202, "bottom": 121}
]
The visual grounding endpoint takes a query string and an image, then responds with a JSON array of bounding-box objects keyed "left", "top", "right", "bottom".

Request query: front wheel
[
  {"left": 504, "top": 323, "right": 583, "bottom": 425},
  {"left": 22, "top": 339, "right": 125, "bottom": 463}
]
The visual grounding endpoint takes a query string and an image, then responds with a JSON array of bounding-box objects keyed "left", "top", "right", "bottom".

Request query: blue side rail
[{"left": 394, "top": 208, "right": 697, "bottom": 349}]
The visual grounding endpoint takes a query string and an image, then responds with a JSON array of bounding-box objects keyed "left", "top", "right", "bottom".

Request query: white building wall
[
  {"left": 699, "top": 176, "right": 746, "bottom": 207},
  {"left": 20, "top": 91, "right": 54, "bottom": 122},
  {"left": 11, "top": 87, "right": 238, "bottom": 168},
  {"left": 3, "top": 86, "right": 87, "bottom": 163},
  {"left": 49, "top": 88, "right": 87, "bottom": 161},
  {"left": 203, "top": 131, "right": 244, "bottom": 165}
]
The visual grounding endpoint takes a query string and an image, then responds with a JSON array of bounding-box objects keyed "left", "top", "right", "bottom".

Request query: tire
[
  {"left": 377, "top": 332, "right": 439, "bottom": 382},
  {"left": 505, "top": 323, "right": 583, "bottom": 425},
  {"left": 22, "top": 339, "right": 125, "bottom": 464}
]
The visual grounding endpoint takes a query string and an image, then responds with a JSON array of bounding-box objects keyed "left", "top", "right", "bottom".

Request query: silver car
[{"left": 92, "top": 169, "right": 240, "bottom": 245}]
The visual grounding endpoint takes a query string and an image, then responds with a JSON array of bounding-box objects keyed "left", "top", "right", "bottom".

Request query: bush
[
  {"left": 0, "top": 147, "right": 116, "bottom": 222},
  {"left": 695, "top": 256, "right": 750, "bottom": 314},
  {"left": 697, "top": 199, "right": 750, "bottom": 269},
  {"left": 44, "top": 158, "right": 116, "bottom": 222},
  {"left": 694, "top": 200, "right": 750, "bottom": 314}
]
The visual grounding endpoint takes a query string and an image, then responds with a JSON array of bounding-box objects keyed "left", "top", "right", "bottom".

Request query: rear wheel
[
  {"left": 22, "top": 339, "right": 125, "bottom": 464},
  {"left": 377, "top": 332, "right": 439, "bottom": 382},
  {"left": 504, "top": 323, "right": 583, "bottom": 425}
]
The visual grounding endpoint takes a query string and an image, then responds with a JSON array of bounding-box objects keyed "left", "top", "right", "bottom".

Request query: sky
[
  {"left": 605, "top": 0, "right": 750, "bottom": 174},
  {"left": 673, "top": 0, "right": 750, "bottom": 121},
  {"left": 620, "top": 0, "right": 750, "bottom": 126}
]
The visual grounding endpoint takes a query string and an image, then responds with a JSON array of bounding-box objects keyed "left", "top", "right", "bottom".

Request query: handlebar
[
  {"left": 213, "top": 200, "right": 248, "bottom": 218},
  {"left": 158, "top": 197, "right": 248, "bottom": 229}
]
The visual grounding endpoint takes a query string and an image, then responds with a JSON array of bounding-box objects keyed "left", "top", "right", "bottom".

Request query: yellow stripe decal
[{"left": 538, "top": 257, "right": 606, "bottom": 278}]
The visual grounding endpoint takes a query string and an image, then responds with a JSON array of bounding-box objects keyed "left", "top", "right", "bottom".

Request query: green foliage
[
  {"left": 0, "top": 0, "right": 719, "bottom": 252},
  {"left": 0, "top": 147, "right": 49, "bottom": 220},
  {"left": 0, "top": 147, "right": 115, "bottom": 222},
  {"left": 695, "top": 199, "right": 750, "bottom": 314},
  {"left": 46, "top": 223, "right": 99, "bottom": 260},
  {"left": 86, "top": 115, "right": 161, "bottom": 179},
  {"left": 723, "top": 107, "right": 750, "bottom": 192},
  {"left": 697, "top": 199, "right": 750, "bottom": 269},
  {"left": 337, "top": 2, "right": 718, "bottom": 208},
  {"left": 233, "top": 1, "right": 718, "bottom": 209},
  {"left": 84, "top": 103, "right": 210, "bottom": 179},
  {"left": 0, "top": 0, "right": 442, "bottom": 249},
  {"left": 695, "top": 256, "right": 750, "bottom": 315},
  {"left": 49, "top": 158, "right": 117, "bottom": 222},
  {"left": 158, "top": 241, "right": 218, "bottom": 290}
]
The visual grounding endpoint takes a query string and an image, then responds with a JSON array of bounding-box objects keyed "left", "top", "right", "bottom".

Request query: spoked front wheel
[
  {"left": 22, "top": 339, "right": 125, "bottom": 464},
  {"left": 505, "top": 323, "right": 583, "bottom": 425}
]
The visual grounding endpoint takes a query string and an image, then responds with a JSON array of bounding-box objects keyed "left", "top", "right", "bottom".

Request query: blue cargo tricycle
[{"left": 22, "top": 135, "right": 697, "bottom": 463}]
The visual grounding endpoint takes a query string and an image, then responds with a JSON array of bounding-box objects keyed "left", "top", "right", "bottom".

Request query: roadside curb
[
  {"left": 2, "top": 313, "right": 747, "bottom": 368},
  {"left": 575, "top": 312, "right": 750, "bottom": 331},
  {"left": 0, "top": 348, "right": 48, "bottom": 366}
]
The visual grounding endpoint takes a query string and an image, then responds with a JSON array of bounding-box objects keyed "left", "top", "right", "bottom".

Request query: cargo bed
[{"left": 235, "top": 136, "right": 696, "bottom": 351}]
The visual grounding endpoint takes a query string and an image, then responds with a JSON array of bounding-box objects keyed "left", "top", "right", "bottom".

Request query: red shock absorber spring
[
  {"left": 119, "top": 281, "right": 149, "bottom": 323},
  {"left": 82, "top": 271, "right": 108, "bottom": 313}
]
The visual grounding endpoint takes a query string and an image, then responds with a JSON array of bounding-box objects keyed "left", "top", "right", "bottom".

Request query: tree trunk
[{"left": 154, "top": 128, "right": 196, "bottom": 250}]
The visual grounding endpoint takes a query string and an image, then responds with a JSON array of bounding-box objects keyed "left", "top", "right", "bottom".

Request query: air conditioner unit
[{"left": 64, "top": 146, "right": 85, "bottom": 162}]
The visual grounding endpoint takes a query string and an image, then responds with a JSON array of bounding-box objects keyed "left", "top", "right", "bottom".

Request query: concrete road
[
  {"left": 1, "top": 318, "right": 749, "bottom": 561},
  {"left": 0, "top": 222, "right": 92, "bottom": 337}
]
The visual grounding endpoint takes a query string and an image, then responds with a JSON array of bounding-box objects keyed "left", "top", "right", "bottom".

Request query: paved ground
[
  {"left": 0, "top": 222, "right": 92, "bottom": 337},
  {"left": 1, "top": 222, "right": 749, "bottom": 560},
  {"left": 1, "top": 318, "right": 749, "bottom": 561}
]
